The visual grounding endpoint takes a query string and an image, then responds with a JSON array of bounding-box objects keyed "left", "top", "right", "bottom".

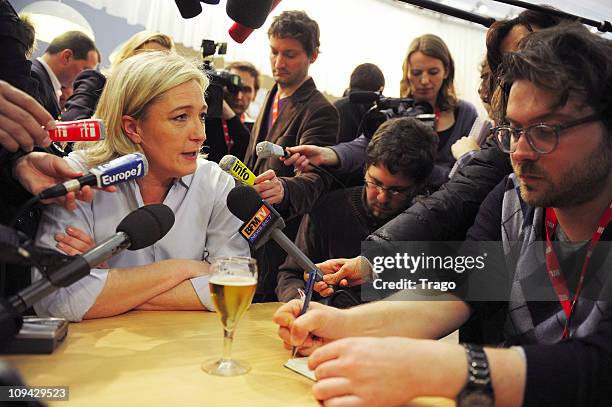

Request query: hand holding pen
[{"left": 292, "top": 269, "right": 317, "bottom": 358}]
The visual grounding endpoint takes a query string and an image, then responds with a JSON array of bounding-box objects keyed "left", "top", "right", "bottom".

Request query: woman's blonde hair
[
  {"left": 399, "top": 34, "right": 457, "bottom": 112},
  {"left": 110, "top": 31, "right": 175, "bottom": 71},
  {"left": 76, "top": 51, "right": 208, "bottom": 166}
]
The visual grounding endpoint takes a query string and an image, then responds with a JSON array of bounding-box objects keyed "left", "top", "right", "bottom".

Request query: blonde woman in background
[
  {"left": 61, "top": 31, "right": 175, "bottom": 121},
  {"left": 34, "top": 51, "right": 249, "bottom": 322}
]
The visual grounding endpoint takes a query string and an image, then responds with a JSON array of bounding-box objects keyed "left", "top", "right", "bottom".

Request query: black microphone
[
  {"left": 175, "top": 0, "right": 202, "bottom": 18},
  {"left": 227, "top": 186, "right": 324, "bottom": 281},
  {"left": 226, "top": 0, "right": 274, "bottom": 29},
  {"left": 7, "top": 204, "right": 175, "bottom": 314}
]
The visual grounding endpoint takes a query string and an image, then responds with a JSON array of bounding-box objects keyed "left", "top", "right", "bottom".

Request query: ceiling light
[{"left": 19, "top": 1, "right": 95, "bottom": 43}]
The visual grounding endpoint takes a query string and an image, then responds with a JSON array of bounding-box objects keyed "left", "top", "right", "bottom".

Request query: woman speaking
[{"left": 33, "top": 52, "right": 249, "bottom": 322}]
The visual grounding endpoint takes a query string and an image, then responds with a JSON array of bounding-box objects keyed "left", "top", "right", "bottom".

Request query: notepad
[{"left": 284, "top": 357, "right": 316, "bottom": 381}]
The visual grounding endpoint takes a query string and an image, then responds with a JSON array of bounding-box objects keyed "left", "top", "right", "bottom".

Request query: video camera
[
  {"left": 201, "top": 39, "right": 243, "bottom": 118},
  {"left": 349, "top": 91, "right": 435, "bottom": 138}
]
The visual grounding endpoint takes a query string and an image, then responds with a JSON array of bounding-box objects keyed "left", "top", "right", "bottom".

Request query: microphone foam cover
[
  {"left": 226, "top": 0, "right": 274, "bottom": 29},
  {"left": 226, "top": 185, "right": 264, "bottom": 222},
  {"left": 219, "top": 155, "right": 237, "bottom": 172},
  {"left": 228, "top": 23, "right": 253, "bottom": 44},
  {"left": 175, "top": 0, "right": 202, "bottom": 19},
  {"left": 117, "top": 204, "right": 175, "bottom": 250}
]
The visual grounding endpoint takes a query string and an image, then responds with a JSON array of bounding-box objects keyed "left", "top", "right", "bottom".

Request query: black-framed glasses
[
  {"left": 492, "top": 112, "right": 602, "bottom": 154},
  {"left": 364, "top": 177, "right": 414, "bottom": 198}
]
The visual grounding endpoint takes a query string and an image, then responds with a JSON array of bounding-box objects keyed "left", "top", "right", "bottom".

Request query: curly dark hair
[
  {"left": 502, "top": 22, "right": 612, "bottom": 134},
  {"left": 268, "top": 10, "right": 320, "bottom": 57},
  {"left": 366, "top": 117, "right": 439, "bottom": 185}
]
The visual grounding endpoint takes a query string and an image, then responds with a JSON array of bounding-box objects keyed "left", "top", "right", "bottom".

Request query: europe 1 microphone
[
  {"left": 38, "top": 153, "right": 148, "bottom": 200},
  {"left": 218, "top": 154, "right": 256, "bottom": 186},
  {"left": 226, "top": 185, "right": 325, "bottom": 282}
]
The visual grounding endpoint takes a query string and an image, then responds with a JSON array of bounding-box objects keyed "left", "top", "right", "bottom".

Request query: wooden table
[{"left": 3, "top": 303, "right": 454, "bottom": 406}]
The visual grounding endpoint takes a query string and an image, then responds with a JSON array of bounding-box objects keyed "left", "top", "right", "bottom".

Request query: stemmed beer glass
[{"left": 202, "top": 256, "right": 257, "bottom": 376}]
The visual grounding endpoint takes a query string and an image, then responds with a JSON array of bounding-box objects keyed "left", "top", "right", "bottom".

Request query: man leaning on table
[{"left": 274, "top": 23, "right": 612, "bottom": 407}]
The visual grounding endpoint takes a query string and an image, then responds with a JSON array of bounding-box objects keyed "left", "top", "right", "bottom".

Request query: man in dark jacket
[
  {"left": 276, "top": 117, "right": 437, "bottom": 304},
  {"left": 243, "top": 10, "right": 339, "bottom": 302},
  {"left": 31, "top": 30, "right": 98, "bottom": 119},
  {"left": 274, "top": 23, "right": 612, "bottom": 407}
]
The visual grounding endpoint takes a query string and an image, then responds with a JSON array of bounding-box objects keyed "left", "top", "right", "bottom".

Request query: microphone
[
  {"left": 38, "top": 153, "right": 148, "bottom": 200},
  {"left": 226, "top": 0, "right": 273, "bottom": 29},
  {"left": 228, "top": 0, "right": 282, "bottom": 43},
  {"left": 8, "top": 204, "right": 175, "bottom": 314},
  {"left": 174, "top": 0, "right": 221, "bottom": 19},
  {"left": 218, "top": 155, "right": 256, "bottom": 186},
  {"left": 256, "top": 141, "right": 288, "bottom": 159},
  {"left": 226, "top": 185, "right": 324, "bottom": 281},
  {"left": 48, "top": 119, "right": 106, "bottom": 142}
]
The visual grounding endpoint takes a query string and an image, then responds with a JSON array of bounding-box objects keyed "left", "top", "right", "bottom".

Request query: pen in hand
[{"left": 291, "top": 269, "right": 316, "bottom": 358}]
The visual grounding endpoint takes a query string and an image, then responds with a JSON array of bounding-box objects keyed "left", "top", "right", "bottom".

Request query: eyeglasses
[
  {"left": 364, "top": 177, "right": 414, "bottom": 198},
  {"left": 492, "top": 112, "right": 601, "bottom": 154}
]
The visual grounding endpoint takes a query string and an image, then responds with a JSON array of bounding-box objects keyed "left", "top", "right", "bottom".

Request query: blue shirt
[{"left": 33, "top": 153, "right": 250, "bottom": 321}]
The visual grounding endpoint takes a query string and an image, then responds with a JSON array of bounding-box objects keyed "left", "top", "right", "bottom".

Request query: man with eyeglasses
[
  {"left": 273, "top": 23, "right": 611, "bottom": 407},
  {"left": 276, "top": 117, "right": 437, "bottom": 304}
]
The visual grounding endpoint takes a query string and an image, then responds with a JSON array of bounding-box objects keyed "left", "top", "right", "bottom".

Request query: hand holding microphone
[
  {"left": 10, "top": 153, "right": 147, "bottom": 227},
  {"left": 256, "top": 141, "right": 339, "bottom": 173},
  {"left": 219, "top": 154, "right": 285, "bottom": 204}
]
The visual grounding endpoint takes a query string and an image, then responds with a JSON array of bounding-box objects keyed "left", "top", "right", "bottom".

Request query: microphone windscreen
[
  {"left": 228, "top": 23, "right": 253, "bottom": 44},
  {"left": 227, "top": 185, "right": 264, "bottom": 222},
  {"left": 219, "top": 155, "right": 237, "bottom": 172},
  {"left": 117, "top": 204, "right": 175, "bottom": 250},
  {"left": 226, "top": 0, "right": 274, "bottom": 29},
  {"left": 348, "top": 91, "right": 380, "bottom": 104},
  {"left": 175, "top": 0, "right": 202, "bottom": 18}
]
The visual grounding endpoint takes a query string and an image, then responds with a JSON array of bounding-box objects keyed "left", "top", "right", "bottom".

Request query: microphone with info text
[{"left": 218, "top": 154, "right": 256, "bottom": 186}]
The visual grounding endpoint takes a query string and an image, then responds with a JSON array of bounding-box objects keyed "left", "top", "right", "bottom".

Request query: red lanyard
[
  {"left": 221, "top": 119, "right": 233, "bottom": 151},
  {"left": 271, "top": 92, "right": 281, "bottom": 125},
  {"left": 434, "top": 108, "right": 441, "bottom": 131},
  {"left": 544, "top": 202, "right": 612, "bottom": 338}
]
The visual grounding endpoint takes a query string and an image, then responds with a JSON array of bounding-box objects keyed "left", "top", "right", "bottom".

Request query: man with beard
[
  {"left": 273, "top": 23, "right": 611, "bottom": 407},
  {"left": 276, "top": 117, "right": 437, "bottom": 304}
]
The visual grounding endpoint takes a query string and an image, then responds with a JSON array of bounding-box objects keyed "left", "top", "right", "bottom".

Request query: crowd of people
[{"left": 1, "top": 0, "right": 611, "bottom": 405}]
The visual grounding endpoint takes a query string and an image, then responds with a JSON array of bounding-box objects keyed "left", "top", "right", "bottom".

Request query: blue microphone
[{"left": 38, "top": 153, "right": 149, "bottom": 200}]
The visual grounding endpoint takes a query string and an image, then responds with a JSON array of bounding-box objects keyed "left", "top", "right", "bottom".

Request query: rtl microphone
[
  {"left": 48, "top": 119, "right": 106, "bottom": 142},
  {"left": 227, "top": 185, "right": 325, "bottom": 281},
  {"left": 256, "top": 141, "right": 289, "bottom": 159},
  {"left": 218, "top": 155, "right": 256, "bottom": 186},
  {"left": 228, "top": 0, "right": 282, "bottom": 43},
  {"left": 8, "top": 204, "right": 175, "bottom": 314},
  {"left": 38, "top": 153, "right": 148, "bottom": 200}
]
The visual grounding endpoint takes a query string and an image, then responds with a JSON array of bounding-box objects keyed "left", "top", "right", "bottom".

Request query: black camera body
[
  {"left": 200, "top": 39, "right": 243, "bottom": 118},
  {"left": 349, "top": 91, "right": 435, "bottom": 138}
]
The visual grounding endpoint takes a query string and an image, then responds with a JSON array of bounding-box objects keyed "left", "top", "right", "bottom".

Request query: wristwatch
[{"left": 456, "top": 343, "right": 495, "bottom": 407}]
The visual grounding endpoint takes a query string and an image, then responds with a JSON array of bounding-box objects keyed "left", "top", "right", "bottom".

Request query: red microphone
[
  {"left": 48, "top": 119, "right": 106, "bottom": 142},
  {"left": 228, "top": 0, "right": 282, "bottom": 43}
]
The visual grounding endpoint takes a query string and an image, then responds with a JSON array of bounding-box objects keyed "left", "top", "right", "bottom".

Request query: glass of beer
[{"left": 202, "top": 256, "right": 257, "bottom": 376}]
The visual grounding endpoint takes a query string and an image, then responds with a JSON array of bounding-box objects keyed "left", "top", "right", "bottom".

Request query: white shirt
[
  {"left": 33, "top": 154, "right": 250, "bottom": 321},
  {"left": 36, "top": 57, "right": 62, "bottom": 103}
]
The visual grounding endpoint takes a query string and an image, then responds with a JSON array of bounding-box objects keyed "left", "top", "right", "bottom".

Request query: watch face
[{"left": 457, "top": 391, "right": 494, "bottom": 407}]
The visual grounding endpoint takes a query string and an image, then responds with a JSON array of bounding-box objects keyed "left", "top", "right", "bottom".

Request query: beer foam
[{"left": 209, "top": 274, "right": 257, "bottom": 286}]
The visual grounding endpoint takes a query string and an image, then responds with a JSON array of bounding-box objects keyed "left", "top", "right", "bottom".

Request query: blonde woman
[
  {"left": 62, "top": 31, "right": 175, "bottom": 121},
  {"left": 34, "top": 52, "right": 249, "bottom": 321}
]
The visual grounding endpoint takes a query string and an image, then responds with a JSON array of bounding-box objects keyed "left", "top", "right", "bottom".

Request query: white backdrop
[{"left": 74, "top": 0, "right": 488, "bottom": 114}]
